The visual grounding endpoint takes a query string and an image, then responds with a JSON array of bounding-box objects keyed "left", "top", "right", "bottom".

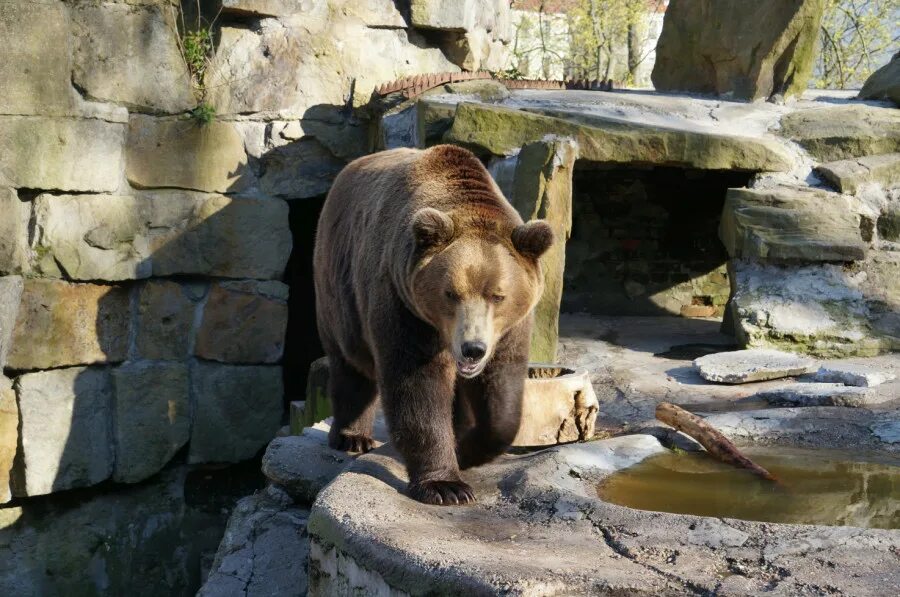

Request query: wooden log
[{"left": 655, "top": 402, "right": 778, "bottom": 483}]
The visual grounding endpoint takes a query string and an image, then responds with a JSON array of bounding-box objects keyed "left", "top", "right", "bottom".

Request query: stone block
[
  {"left": 0, "top": 187, "right": 30, "bottom": 275},
  {"left": 112, "top": 361, "right": 190, "bottom": 483},
  {"left": 72, "top": 3, "right": 194, "bottom": 114},
  {"left": 15, "top": 367, "right": 114, "bottom": 496},
  {"left": 755, "top": 383, "right": 878, "bottom": 408},
  {"left": 32, "top": 192, "right": 292, "bottom": 281},
  {"left": 0, "top": 116, "right": 125, "bottom": 192},
  {"left": 445, "top": 102, "right": 794, "bottom": 172},
  {"left": 0, "top": 276, "right": 23, "bottom": 371},
  {"left": 135, "top": 280, "right": 197, "bottom": 360},
  {"left": 858, "top": 51, "right": 900, "bottom": 106},
  {"left": 693, "top": 349, "right": 817, "bottom": 384},
  {"left": 652, "top": 0, "right": 823, "bottom": 100},
  {"left": 809, "top": 364, "right": 895, "bottom": 388},
  {"left": 509, "top": 139, "right": 577, "bottom": 362},
  {"left": 189, "top": 363, "right": 284, "bottom": 464},
  {"left": 0, "top": 375, "right": 16, "bottom": 503},
  {"left": 259, "top": 138, "right": 347, "bottom": 200},
  {"left": 719, "top": 186, "right": 867, "bottom": 262},
  {"left": 815, "top": 153, "right": 900, "bottom": 194},
  {"left": 0, "top": 1, "right": 74, "bottom": 115},
  {"left": 125, "top": 115, "right": 252, "bottom": 193},
  {"left": 779, "top": 105, "right": 900, "bottom": 162},
  {"left": 7, "top": 279, "right": 130, "bottom": 371},
  {"left": 195, "top": 280, "right": 289, "bottom": 364}
]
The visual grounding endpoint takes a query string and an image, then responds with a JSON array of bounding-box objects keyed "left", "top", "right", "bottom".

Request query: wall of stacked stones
[{"left": 0, "top": 0, "right": 513, "bottom": 504}]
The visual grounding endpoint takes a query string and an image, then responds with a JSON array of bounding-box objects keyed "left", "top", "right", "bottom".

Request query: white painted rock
[
  {"left": 694, "top": 349, "right": 817, "bottom": 384},
  {"left": 810, "top": 364, "right": 896, "bottom": 388}
]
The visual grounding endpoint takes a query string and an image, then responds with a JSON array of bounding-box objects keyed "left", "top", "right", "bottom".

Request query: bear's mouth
[{"left": 456, "top": 360, "right": 483, "bottom": 378}]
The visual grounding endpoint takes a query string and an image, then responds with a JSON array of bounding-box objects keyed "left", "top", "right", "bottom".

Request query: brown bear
[{"left": 313, "top": 144, "right": 552, "bottom": 505}]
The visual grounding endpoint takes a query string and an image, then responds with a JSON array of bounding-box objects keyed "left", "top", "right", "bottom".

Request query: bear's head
[{"left": 409, "top": 207, "right": 553, "bottom": 378}]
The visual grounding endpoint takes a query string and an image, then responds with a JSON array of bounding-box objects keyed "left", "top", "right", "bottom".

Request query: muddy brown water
[{"left": 598, "top": 447, "right": 900, "bottom": 529}]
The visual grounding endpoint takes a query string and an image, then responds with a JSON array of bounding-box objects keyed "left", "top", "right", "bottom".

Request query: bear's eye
[
  {"left": 490, "top": 294, "right": 505, "bottom": 304},
  {"left": 445, "top": 290, "right": 460, "bottom": 302}
]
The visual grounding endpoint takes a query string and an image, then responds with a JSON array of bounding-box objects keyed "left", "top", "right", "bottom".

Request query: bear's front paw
[
  {"left": 408, "top": 479, "right": 476, "bottom": 506},
  {"left": 328, "top": 432, "right": 375, "bottom": 453}
]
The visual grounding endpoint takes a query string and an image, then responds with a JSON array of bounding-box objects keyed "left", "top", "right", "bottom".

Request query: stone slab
[
  {"left": 719, "top": 186, "right": 867, "bottom": 262},
  {"left": 0, "top": 188, "right": 30, "bottom": 275},
  {"left": 7, "top": 279, "right": 130, "bottom": 371},
  {"left": 189, "top": 363, "right": 284, "bottom": 464},
  {"left": 754, "top": 383, "right": 876, "bottom": 408},
  {"left": 262, "top": 427, "right": 354, "bottom": 505},
  {"left": 809, "top": 363, "right": 896, "bottom": 388},
  {"left": 15, "top": 367, "right": 113, "bottom": 496},
  {"left": 198, "top": 485, "right": 309, "bottom": 597},
  {"left": 0, "top": 116, "right": 125, "bottom": 192},
  {"left": 126, "top": 115, "right": 252, "bottom": 193},
  {"left": 778, "top": 105, "right": 900, "bottom": 162},
  {"left": 72, "top": 3, "right": 194, "bottom": 113},
  {"left": 814, "top": 153, "right": 900, "bottom": 194},
  {"left": 0, "top": 375, "right": 16, "bottom": 503},
  {"left": 33, "top": 192, "right": 292, "bottom": 281},
  {"left": 134, "top": 280, "right": 197, "bottom": 360},
  {"left": 195, "top": 280, "right": 289, "bottom": 364},
  {"left": 0, "top": 276, "right": 23, "bottom": 371},
  {"left": 0, "top": 1, "right": 74, "bottom": 115},
  {"left": 112, "top": 361, "right": 191, "bottom": 483},
  {"left": 445, "top": 102, "right": 795, "bottom": 172},
  {"left": 694, "top": 349, "right": 817, "bottom": 384}
]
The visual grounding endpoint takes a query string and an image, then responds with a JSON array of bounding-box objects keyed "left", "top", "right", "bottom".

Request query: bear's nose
[{"left": 461, "top": 341, "right": 487, "bottom": 362}]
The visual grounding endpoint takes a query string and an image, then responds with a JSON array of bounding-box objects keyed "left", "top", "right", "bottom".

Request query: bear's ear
[
  {"left": 512, "top": 220, "right": 553, "bottom": 260},
  {"left": 412, "top": 208, "right": 455, "bottom": 249}
]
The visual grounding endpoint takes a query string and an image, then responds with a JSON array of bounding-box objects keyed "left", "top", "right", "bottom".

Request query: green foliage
[
  {"left": 165, "top": 1, "right": 220, "bottom": 123},
  {"left": 189, "top": 102, "right": 216, "bottom": 125},
  {"left": 815, "top": 0, "right": 899, "bottom": 89}
]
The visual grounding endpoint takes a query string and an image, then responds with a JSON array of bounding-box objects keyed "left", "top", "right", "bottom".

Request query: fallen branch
[{"left": 655, "top": 402, "right": 778, "bottom": 483}]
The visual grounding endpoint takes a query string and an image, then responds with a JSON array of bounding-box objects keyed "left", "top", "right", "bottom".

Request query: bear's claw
[
  {"left": 330, "top": 432, "right": 375, "bottom": 453},
  {"left": 408, "top": 480, "right": 477, "bottom": 506}
]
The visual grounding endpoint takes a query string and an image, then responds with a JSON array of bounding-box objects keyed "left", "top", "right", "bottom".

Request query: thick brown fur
[{"left": 313, "top": 145, "right": 552, "bottom": 505}]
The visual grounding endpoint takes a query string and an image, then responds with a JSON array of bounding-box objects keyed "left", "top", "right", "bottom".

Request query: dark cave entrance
[
  {"left": 282, "top": 196, "right": 326, "bottom": 408},
  {"left": 562, "top": 164, "right": 755, "bottom": 319}
]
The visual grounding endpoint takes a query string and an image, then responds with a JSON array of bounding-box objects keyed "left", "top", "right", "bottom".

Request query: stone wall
[{"left": 0, "top": 0, "right": 511, "bottom": 592}]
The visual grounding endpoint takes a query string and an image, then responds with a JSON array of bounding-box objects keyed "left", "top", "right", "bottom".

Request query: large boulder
[
  {"left": 14, "top": 367, "right": 114, "bottom": 496},
  {"left": 652, "top": 0, "right": 824, "bottom": 100},
  {"left": 0, "top": 116, "right": 125, "bottom": 192},
  {"left": 719, "top": 186, "right": 867, "bottom": 262},
  {"left": 7, "top": 280, "right": 130, "bottom": 371},
  {"left": 195, "top": 280, "right": 289, "bottom": 364},
  {"left": 111, "top": 362, "right": 191, "bottom": 484},
  {"left": 858, "top": 51, "right": 900, "bottom": 106},
  {"left": 189, "top": 363, "right": 284, "bottom": 464},
  {"left": 778, "top": 105, "right": 900, "bottom": 162},
  {"left": 445, "top": 102, "right": 794, "bottom": 172},
  {"left": 71, "top": 2, "right": 194, "bottom": 114},
  {"left": 0, "top": 276, "right": 24, "bottom": 371},
  {"left": 32, "top": 192, "right": 292, "bottom": 281},
  {"left": 0, "top": 188, "right": 30, "bottom": 275},
  {"left": 0, "top": 376, "right": 16, "bottom": 503},
  {"left": 126, "top": 115, "right": 252, "bottom": 193},
  {"left": 0, "top": 1, "right": 74, "bottom": 115}
]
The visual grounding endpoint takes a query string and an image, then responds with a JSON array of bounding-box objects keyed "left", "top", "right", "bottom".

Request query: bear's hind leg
[{"left": 327, "top": 353, "right": 377, "bottom": 453}]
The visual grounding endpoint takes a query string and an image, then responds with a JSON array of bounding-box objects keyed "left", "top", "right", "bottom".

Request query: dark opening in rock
[
  {"left": 282, "top": 196, "right": 326, "bottom": 407},
  {"left": 563, "top": 164, "right": 754, "bottom": 318}
]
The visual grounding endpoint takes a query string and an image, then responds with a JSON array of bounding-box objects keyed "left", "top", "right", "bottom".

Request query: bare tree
[{"left": 816, "top": 0, "right": 899, "bottom": 89}]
